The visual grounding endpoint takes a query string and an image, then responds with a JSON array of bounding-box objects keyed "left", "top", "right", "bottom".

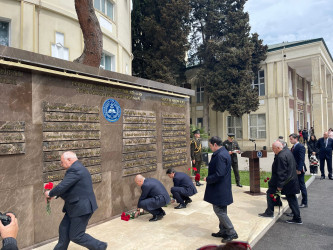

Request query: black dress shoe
[
  {"left": 222, "top": 233, "right": 238, "bottom": 243},
  {"left": 320, "top": 176, "right": 325, "bottom": 180},
  {"left": 185, "top": 198, "right": 192, "bottom": 205},
  {"left": 299, "top": 204, "right": 308, "bottom": 208},
  {"left": 285, "top": 212, "right": 294, "bottom": 217},
  {"left": 211, "top": 232, "right": 227, "bottom": 238},
  {"left": 174, "top": 203, "right": 186, "bottom": 209},
  {"left": 329, "top": 177, "right": 333, "bottom": 180},
  {"left": 196, "top": 181, "right": 203, "bottom": 186},
  {"left": 161, "top": 209, "right": 166, "bottom": 216},
  {"left": 149, "top": 214, "right": 163, "bottom": 222},
  {"left": 236, "top": 183, "right": 243, "bottom": 187}
]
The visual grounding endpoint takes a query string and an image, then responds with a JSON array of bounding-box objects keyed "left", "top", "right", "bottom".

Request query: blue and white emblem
[
  {"left": 102, "top": 99, "right": 121, "bottom": 122},
  {"left": 257, "top": 151, "right": 263, "bottom": 158}
]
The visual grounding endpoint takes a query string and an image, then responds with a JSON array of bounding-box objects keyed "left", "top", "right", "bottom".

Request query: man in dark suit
[
  {"left": 44, "top": 151, "right": 107, "bottom": 250},
  {"left": 316, "top": 132, "right": 333, "bottom": 180},
  {"left": 0, "top": 213, "right": 18, "bottom": 250},
  {"left": 166, "top": 168, "right": 197, "bottom": 209},
  {"left": 134, "top": 175, "right": 171, "bottom": 222},
  {"left": 204, "top": 136, "right": 238, "bottom": 243},
  {"left": 222, "top": 133, "right": 242, "bottom": 187},
  {"left": 289, "top": 133, "right": 308, "bottom": 208},
  {"left": 258, "top": 140, "right": 302, "bottom": 224}
]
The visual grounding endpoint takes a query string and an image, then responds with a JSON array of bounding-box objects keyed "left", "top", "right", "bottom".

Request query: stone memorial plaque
[
  {"left": 123, "top": 130, "right": 156, "bottom": 138},
  {"left": 123, "top": 124, "right": 156, "bottom": 131},
  {"left": 43, "top": 140, "right": 101, "bottom": 151},
  {"left": 122, "top": 165, "right": 157, "bottom": 177},
  {"left": 43, "top": 102, "right": 99, "bottom": 113},
  {"left": 44, "top": 112, "right": 99, "bottom": 122},
  {"left": 0, "top": 121, "right": 25, "bottom": 131},
  {"left": 162, "top": 142, "right": 187, "bottom": 150},
  {"left": 123, "top": 151, "right": 157, "bottom": 161},
  {"left": 123, "top": 158, "right": 157, "bottom": 169},
  {"left": 0, "top": 67, "right": 24, "bottom": 85},
  {"left": 123, "top": 137, "right": 156, "bottom": 146},
  {"left": 162, "top": 130, "right": 186, "bottom": 137},
  {"left": 162, "top": 136, "right": 187, "bottom": 143},
  {"left": 43, "top": 122, "right": 100, "bottom": 131},
  {"left": 123, "top": 109, "right": 156, "bottom": 117},
  {"left": 0, "top": 143, "right": 25, "bottom": 155},
  {"left": 162, "top": 125, "right": 186, "bottom": 131},
  {"left": 163, "top": 154, "right": 187, "bottom": 162},
  {"left": 91, "top": 174, "right": 102, "bottom": 183},
  {"left": 44, "top": 148, "right": 101, "bottom": 162},
  {"left": 163, "top": 160, "right": 187, "bottom": 169},
  {"left": 0, "top": 132, "right": 25, "bottom": 143},
  {"left": 123, "top": 144, "right": 157, "bottom": 153},
  {"left": 43, "top": 131, "right": 101, "bottom": 141},
  {"left": 123, "top": 117, "right": 156, "bottom": 124}
]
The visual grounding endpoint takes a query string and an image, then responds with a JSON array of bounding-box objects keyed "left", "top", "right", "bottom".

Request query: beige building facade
[
  {"left": 189, "top": 38, "right": 333, "bottom": 150},
  {"left": 0, "top": 0, "right": 132, "bottom": 74}
]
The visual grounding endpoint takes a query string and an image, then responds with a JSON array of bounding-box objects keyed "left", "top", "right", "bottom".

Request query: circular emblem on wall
[{"left": 102, "top": 99, "right": 121, "bottom": 122}]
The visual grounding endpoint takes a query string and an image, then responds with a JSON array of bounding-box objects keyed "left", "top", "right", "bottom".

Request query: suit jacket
[
  {"left": 173, "top": 172, "right": 197, "bottom": 196},
  {"left": 204, "top": 146, "right": 233, "bottom": 206},
  {"left": 291, "top": 143, "right": 306, "bottom": 172},
  {"left": 138, "top": 178, "right": 170, "bottom": 211},
  {"left": 268, "top": 148, "right": 300, "bottom": 195},
  {"left": 1, "top": 238, "right": 18, "bottom": 250},
  {"left": 316, "top": 137, "right": 333, "bottom": 159},
  {"left": 49, "top": 161, "right": 98, "bottom": 218}
]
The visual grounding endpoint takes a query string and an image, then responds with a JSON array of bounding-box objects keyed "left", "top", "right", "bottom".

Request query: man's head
[
  {"left": 272, "top": 140, "right": 284, "bottom": 155},
  {"left": 209, "top": 136, "right": 223, "bottom": 152},
  {"left": 60, "top": 151, "right": 78, "bottom": 170},
  {"left": 289, "top": 133, "right": 299, "bottom": 145},
  {"left": 227, "top": 133, "right": 235, "bottom": 142},
  {"left": 193, "top": 129, "right": 200, "bottom": 139},
  {"left": 134, "top": 174, "right": 145, "bottom": 187},
  {"left": 166, "top": 168, "right": 175, "bottom": 178},
  {"left": 324, "top": 132, "right": 329, "bottom": 139}
]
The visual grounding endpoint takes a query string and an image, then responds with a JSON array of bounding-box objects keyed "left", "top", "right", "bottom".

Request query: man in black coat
[
  {"left": 0, "top": 213, "right": 18, "bottom": 250},
  {"left": 135, "top": 175, "right": 171, "bottom": 222},
  {"left": 316, "top": 132, "right": 333, "bottom": 180},
  {"left": 44, "top": 151, "right": 107, "bottom": 250},
  {"left": 289, "top": 133, "right": 308, "bottom": 208},
  {"left": 166, "top": 168, "right": 197, "bottom": 209},
  {"left": 204, "top": 136, "right": 238, "bottom": 243},
  {"left": 258, "top": 141, "right": 302, "bottom": 224}
]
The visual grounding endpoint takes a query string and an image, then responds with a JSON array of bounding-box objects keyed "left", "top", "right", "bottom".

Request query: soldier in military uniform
[
  {"left": 222, "top": 133, "right": 242, "bottom": 187},
  {"left": 191, "top": 130, "right": 203, "bottom": 186}
]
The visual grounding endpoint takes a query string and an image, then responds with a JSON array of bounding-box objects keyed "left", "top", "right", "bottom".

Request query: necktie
[
  {"left": 291, "top": 145, "right": 294, "bottom": 152},
  {"left": 325, "top": 139, "right": 328, "bottom": 148}
]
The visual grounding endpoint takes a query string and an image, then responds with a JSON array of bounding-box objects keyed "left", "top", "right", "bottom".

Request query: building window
[
  {"left": 197, "top": 117, "right": 203, "bottom": 128},
  {"left": 227, "top": 116, "right": 242, "bottom": 139},
  {"left": 100, "top": 52, "right": 115, "bottom": 71},
  {"left": 196, "top": 84, "right": 204, "bottom": 103},
  {"left": 252, "top": 70, "right": 265, "bottom": 96},
  {"left": 0, "top": 20, "right": 9, "bottom": 46},
  {"left": 94, "top": 0, "right": 114, "bottom": 20},
  {"left": 51, "top": 32, "right": 69, "bottom": 60},
  {"left": 249, "top": 114, "right": 266, "bottom": 139}
]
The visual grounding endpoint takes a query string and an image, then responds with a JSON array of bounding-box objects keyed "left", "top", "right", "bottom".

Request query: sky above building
[{"left": 245, "top": 0, "right": 333, "bottom": 56}]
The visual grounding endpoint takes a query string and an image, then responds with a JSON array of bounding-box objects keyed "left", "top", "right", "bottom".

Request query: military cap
[
  {"left": 227, "top": 133, "right": 235, "bottom": 137},
  {"left": 193, "top": 129, "right": 200, "bottom": 135}
]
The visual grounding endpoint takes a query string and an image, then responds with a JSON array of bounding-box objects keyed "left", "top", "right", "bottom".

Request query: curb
[{"left": 250, "top": 175, "right": 315, "bottom": 247}]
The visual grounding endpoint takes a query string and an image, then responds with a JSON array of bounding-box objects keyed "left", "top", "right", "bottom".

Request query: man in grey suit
[
  {"left": 135, "top": 175, "right": 170, "bottom": 222},
  {"left": 44, "top": 151, "right": 107, "bottom": 250}
]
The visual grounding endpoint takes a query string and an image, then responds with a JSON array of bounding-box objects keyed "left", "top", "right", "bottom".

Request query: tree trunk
[
  {"left": 73, "top": 0, "right": 103, "bottom": 67},
  {"left": 203, "top": 91, "right": 210, "bottom": 136}
]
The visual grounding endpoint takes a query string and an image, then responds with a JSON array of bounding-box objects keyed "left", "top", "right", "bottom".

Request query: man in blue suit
[
  {"left": 135, "top": 175, "right": 170, "bottom": 222},
  {"left": 316, "top": 132, "right": 333, "bottom": 180},
  {"left": 289, "top": 133, "right": 308, "bottom": 208},
  {"left": 44, "top": 151, "right": 107, "bottom": 250},
  {"left": 166, "top": 168, "right": 197, "bottom": 209},
  {"left": 204, "top": 136, "right": 238, "bottom": 243}
]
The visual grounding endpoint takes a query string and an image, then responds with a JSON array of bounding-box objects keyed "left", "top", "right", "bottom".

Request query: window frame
[
  {"left": 100, "top": 52, "right": 116, "bottom": 72},
  {"left": 249, "top": 114, "right": 266, "bottom": 139},
  {"left": 227, "top": 116, "right": 243, "bottom": 139},
  {"left": 0, "top": 19, "right": 10, "bottom": 46},
  {"left": 252, "top": 70, "right": 265, "bottom": 96},
  {"left": 94, "top": 0, "right": 114, "bottom": 20},
  {"left": 196, "top": 84, "right": 204, "bottom": 103},
  {"left": 51, "top": 32, "right": 69, "bottom": 60}
]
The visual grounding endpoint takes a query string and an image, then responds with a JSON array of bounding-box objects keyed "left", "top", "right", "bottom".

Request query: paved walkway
[
  {"left": 32, "top": 176, "right": 315, "bottom": 250},
  {"left": 253, "top": 176, "right": 333, "bottom": 250}
]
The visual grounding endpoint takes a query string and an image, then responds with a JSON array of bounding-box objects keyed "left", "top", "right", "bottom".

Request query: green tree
[
  {"left": 190, "top": 0, "right": 267, "bottom": 117},
  {"left": 132, "top": 0, "right": 191, "bottom": 85}
]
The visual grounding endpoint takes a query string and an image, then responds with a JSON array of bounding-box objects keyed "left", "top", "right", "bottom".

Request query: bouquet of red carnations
[{"left": 44, "top": 182, "right": 54, "bottom": 215}]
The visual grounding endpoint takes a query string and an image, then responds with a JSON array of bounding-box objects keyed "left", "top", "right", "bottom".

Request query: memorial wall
[{"left": 0, "top": 46, "right": 194, "bottom": 248}]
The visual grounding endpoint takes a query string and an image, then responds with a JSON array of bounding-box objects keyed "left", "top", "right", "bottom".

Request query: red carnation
[
  {"left": 264, "top": 179, "right": 267, "bottom": 183},
  {"left": 269, "top": 194, "right": 274, "bottom": 198},
  {"left": 195, "top": 173, "right": 200, "bottom": 182},
  {"left": 44, "top": 182, "right": 54, "bottom": 215},
  {"left": 193, "top": 167, "right": 197, "bottom": 172},
  {"left": 188, "top": 168, "right": 191, "bottom": 171},
  {"left": 266, "top": 177, "right": 270, "bottom": 180},
  {"left": 273, "top": 198, "right": 277, "bottom": 202}
]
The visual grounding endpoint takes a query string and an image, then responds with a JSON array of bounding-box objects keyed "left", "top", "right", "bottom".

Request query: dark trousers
[
  {"left": 298, "top": 172, "right": 307, "bottom": 205},
  {"left": 232, "top": 161, "right": 240, "bottom": 185},
  {"left": 320, "top": 156, "right": 332, "bottom": 178},
  {"left": 265, "top": 192, "right": 301, "bottom": 221},
  {"left": 138, "top": 197, "right": 165, "bottom": 216},
  {"left": 54, "top": 213, "right": 105, "bottom": 250},
  {"left": 171, "top": 187, "right": 190, "bottom": 205},
  {"left": 194, "top": 160, "right": 202, "bottom": 175},
  {"left": 213, "top": 205, "right": 236, "bottom": 236}
]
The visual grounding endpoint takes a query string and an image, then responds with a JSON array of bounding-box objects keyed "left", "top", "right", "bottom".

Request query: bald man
[
  {"left": 44, "top": 151, "right": 107, "bottom": 250},
  {"left": 258, "top": 141, "right": 302, "bottom": 224},
  {"left": 135, "top": 175, "right": 170, "bottom": 222}
]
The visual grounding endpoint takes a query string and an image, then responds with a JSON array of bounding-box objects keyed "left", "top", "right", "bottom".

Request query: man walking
[
  {"left": 223, "top": 133, "right": 242, "bottom": 187},
  {"left": 134, "top": 175, "right": 170, "bottom": 222},
  {"left": 258, "top": 141, "right": 302, "bottom": 224},
  {"left": 289, "top": 133, "right": 308, "bottom": 208},
  {"left": 191, "top": 129, "right": 203, "bottom": 186},
  {"left": 316, "top": 132, "right": 333, "bottom": 180},
  {"left": 166, "top": 168, "right": 197, "bottom": 209},
  {"left": 204, "top": 136, "right": 238, "bottom": 243},
  {"left": 44, "top": 151, "right": 107, "bottom": 250}
]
